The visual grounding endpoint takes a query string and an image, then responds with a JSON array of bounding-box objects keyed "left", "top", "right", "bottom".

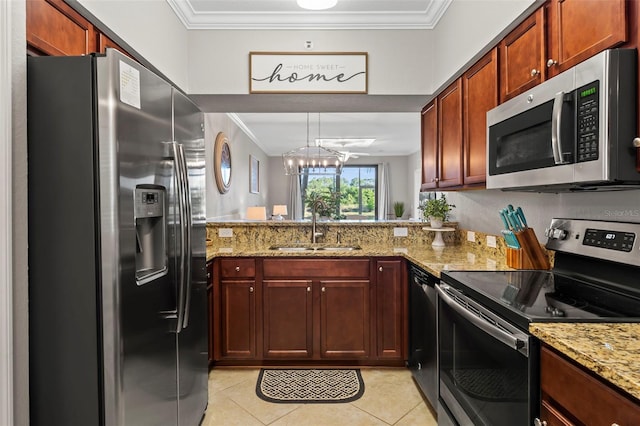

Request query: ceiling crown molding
[{"left": 166, "top": 0, "right": 452, "bottom": 30}]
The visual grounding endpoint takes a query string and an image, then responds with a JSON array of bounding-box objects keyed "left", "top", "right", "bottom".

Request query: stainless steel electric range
[{"left": 436, "top": 218, "right": 640, "bottom": 426}]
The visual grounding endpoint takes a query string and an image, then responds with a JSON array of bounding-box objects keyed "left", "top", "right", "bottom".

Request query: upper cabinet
[
  {"left": 420, "top": 102, "right": 438, "bottom": 191},
  {"left": 27, "top": 0, "right": 131, "bottom": 58},
  {"left": 463, "top": 48, "right": 498, "bottom": 186},
  {"left": 546, "top": 0, "right": 627, "bottom": 78},
  {"left": 499, "top": 9, "right": 546, "bottom": 103}
]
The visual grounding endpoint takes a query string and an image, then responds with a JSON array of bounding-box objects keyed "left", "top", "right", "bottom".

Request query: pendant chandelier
[{"left": 282, "top": 113, "right": 346, "bottom": 176}]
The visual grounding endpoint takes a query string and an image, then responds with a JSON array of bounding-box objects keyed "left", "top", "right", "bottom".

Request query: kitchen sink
[{"left": 269, "top": 245, "right": 361, "bottom": 252}]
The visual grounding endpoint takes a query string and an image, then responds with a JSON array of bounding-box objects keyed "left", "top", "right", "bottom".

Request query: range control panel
[
  {"left": 546, "top": 218, "right": 640, "bottom": 267},
  {"left": 583, "top": 228, "right": 635, "bottom": 252}
]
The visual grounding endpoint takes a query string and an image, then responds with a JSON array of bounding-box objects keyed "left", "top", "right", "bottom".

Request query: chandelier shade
[
  {"left": 282, "top": 113, "right": 346, "bottom": 176},
  {"left": 296, "top": 0, "right": 338, "bottom": 11}
]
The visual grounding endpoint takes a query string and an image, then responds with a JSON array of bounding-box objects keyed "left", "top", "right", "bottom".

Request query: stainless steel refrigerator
[{"left": 27, "top": 49, "right": 208, "bottom": 426}]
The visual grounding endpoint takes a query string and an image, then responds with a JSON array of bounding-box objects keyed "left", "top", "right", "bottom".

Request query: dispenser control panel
[{"left": 135, "top": 188, "right": 164, "bottom": 218}]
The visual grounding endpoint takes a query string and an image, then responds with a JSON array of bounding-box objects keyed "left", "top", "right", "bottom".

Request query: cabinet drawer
[
  {"left": 541, "top": 345, "right": 640, "bottom": 425},
  {"left": 263, "top": 259, "right": 370, "bottom": 278},
  {"left": 219, "top": 259, "right": 256, "bottom": 278}
]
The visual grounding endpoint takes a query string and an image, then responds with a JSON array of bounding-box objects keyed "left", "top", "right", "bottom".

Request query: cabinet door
[
  {"left": 546, "top": 0, "right": 626, "bottom": 77},
  {"left": 375, "top": 260, "right": 406, "bottom": 359},
  {"left": 263, "top": 280, "right": 313, "bottom": 359},
  {"left": 206, "top": 261, "right": 213, "bottom": 364},
  {"left": 500, "top": 8, "right": 546, "bottom": 102},
  {"left": 27, "top": 0, "right": 96, "bottom": 56},
  {"left": 218, "top": 280, "right": 256, "bottom": 359},
  {"left": 421, "top": 101, "right": 438, "bottom": 191},
  {"left": 320, "top": 280, "right": 370, "bottom": 359},
  {"left": 463, "top": 48, "right": 498, "bottom": 186},
  {"left": 438, "top": 79, "right": 463, "bottom": 188}
]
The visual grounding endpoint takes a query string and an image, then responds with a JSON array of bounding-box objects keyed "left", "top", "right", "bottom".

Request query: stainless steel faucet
[{"left": 310, "top": 198, "right": 325, "bottom": 244}]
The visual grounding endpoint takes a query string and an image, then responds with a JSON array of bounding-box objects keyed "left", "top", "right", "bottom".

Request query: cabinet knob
[
  {"left": 379, "top": 266, "right": 383, "bottom": 272},
  {"left": 633, "top": 137, "right": 640, "bottom": 148},
  {"left": 207, "top": 272, "right": 211, "bottom": 279},
  {"left": 431, "top": 177, "right": 439, "bottom": 182},
  {"left": 546, "top": 59, "right": 558, "bottom": 68},
  {"left": 235, "top": 266, "right": 240, "bottom": 272},
  {"left": 322, "top": 287, "right": 326, "bottom": 292},
  {"left": 533, "top": 418, "right": 547, "bottom": 426},
  {"left": 530, "top": 68, "right": 540, "bottom": 77},
  {"left": 307, "top": 286, "right": 311, "bottom": 292},
  {"left": 249, "top": 286, "right": 254, "bottom": 292}
]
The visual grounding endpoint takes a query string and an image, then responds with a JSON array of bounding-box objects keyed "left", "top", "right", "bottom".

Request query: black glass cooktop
[{"left": 441, "top": 269, "right": 640, "bottom": 330}]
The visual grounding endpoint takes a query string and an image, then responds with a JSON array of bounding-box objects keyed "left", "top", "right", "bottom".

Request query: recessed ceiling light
[{"left": 296, "top": 0, "right": 338, "bottom": 11}]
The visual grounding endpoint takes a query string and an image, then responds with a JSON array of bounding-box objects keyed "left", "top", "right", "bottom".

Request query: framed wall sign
[
  {"left": 249, "top": 52, "right": 368, "bottom": 94},
  {"left": 214, "top": 132, "right": 232, "bottom": 194},
  {"left": 249, "top": 155, "right": 260, "bottom": 194}
]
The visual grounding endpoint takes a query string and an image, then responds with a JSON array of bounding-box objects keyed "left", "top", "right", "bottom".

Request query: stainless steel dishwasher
[{"left": 408, "top": 264, "right": 438, "bottom": 409}]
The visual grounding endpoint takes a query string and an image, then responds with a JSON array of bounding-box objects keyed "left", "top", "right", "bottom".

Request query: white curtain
[
  {"left": 377, "top": 162, "right": 390, "bottom": 220},
  {"left": 288, "top": 174, "right": 303, "bottom": 220}
]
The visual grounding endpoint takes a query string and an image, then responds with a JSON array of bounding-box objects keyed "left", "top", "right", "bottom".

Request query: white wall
[
  {"left": 205, "top": 113, "right": 270, "bottom": 220},
  {"left": 443, "top": 189, "right": 640, "bottom": 243},
  {"left": 77, "top": 0, "right": 190, "bottom": 91},
  {"left": 187, "top": 29, "right": 433, "bottom": 95},
  {"left": 9, "top": 0, "right": 28, "bottom": 423}
]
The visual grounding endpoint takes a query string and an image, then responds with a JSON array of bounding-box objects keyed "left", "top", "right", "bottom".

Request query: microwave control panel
[{"left": 576, "top": 81, "right": 600, "bottom": 162}]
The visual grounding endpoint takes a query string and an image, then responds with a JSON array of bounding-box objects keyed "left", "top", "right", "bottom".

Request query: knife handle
[
  {"left": 516, "top": 206, "right": 528, "bottom": 228},
  {"left": 499, "top": 210, "right": 510, "bottom": 230}
]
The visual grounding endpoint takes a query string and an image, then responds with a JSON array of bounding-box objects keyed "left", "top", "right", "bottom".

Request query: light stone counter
[
  {"left": 530, "top": 323, "right": 640, "bottom": 401},
  {"left": 205, "top": 221, "right": 518, "bottom": 277}
]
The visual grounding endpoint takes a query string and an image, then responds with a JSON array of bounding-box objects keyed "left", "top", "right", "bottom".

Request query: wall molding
[{"left": 0, "top": 0, "right": 14, "bottom": 423}]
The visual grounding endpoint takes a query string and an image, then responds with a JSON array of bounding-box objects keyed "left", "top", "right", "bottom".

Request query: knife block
[
  {"left": 506, "top": 228, "right": 551, "bottom": 270},
  {"left": 506, "top": 247, "right": 534, "bottom": 269}
]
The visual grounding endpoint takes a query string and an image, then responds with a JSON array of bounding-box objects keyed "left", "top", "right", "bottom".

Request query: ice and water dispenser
[{"left": 134, "top": 185, "right": 168, "bottom": 285}]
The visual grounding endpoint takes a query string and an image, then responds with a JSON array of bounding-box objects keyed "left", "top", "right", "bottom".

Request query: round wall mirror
[{"left": 214, "top": 132, "right": 232, "bottom": 193}]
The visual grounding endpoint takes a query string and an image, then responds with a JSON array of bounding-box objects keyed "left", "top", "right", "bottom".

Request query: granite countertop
[
  {"left": 530, "top": 323, "right": 640, "bottom": 401},
  {"left": 206, "top": 242, "right": 510, "bottom": 278}
]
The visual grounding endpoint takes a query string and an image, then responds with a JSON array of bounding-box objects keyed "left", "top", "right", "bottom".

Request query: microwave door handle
[
  {"left": 436, "top": 284, "right": 527, "bottom": 353},
  {"left": 551, "top": 91, "right": 566, "bottom": 164}
]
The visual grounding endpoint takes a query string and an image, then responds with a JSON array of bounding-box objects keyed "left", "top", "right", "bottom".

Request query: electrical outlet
[
  {"left": 467, "top": 231, "right": 476, "bottom": 242},
  {"left": 486, "top": 235, "right": 497, "bottom": 248},
  {"left": 218, "top": 228, "right": 233, "bottom": 238},
  {"left": 393, "top": 227, "right": 408, "bottom": 237}
]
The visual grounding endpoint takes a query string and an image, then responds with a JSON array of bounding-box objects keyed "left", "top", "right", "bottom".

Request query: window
[{"left": 301, "top": 165, "right": 378, "bottom": 220}]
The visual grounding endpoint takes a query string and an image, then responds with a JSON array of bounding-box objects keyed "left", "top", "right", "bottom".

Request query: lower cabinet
[
  {"left": 320, "top": 280, "right": 370, "bottom": 359},
  {"left": 211, "top": 257, "right": 406, "bottom": 365},
  {"left": 263, "top": 279, "right": 313, "bottom": 359},
  {"left": 538, "top": 344, "right": 640, "bottom": 425},
  {"left": 206, "top": 260, "right": 213, "bottom": 364}
]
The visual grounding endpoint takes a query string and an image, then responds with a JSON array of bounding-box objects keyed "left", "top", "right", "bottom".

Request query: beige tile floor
[{"left": 201, "top": 367, "right": 438, "bottom": 426}]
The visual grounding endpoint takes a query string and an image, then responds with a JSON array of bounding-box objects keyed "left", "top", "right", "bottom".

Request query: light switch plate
[
  {"left": 393, "top": 227, "right": 408, "bottom": 237},
  {"left": 218, "top": 228, "right": 233, "bottom": 238},
  {"left": 486, "top": 235, "right": 497, "bottom": 248},
  {"left": 467, "top": 231, "right": 476, "bottom": 242}
]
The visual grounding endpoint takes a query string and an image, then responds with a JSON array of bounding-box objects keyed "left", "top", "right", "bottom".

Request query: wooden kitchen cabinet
[
  {"left": 263, "top": 279, "right": 313, "bottom": 359},
  {"left": 462, "top": 48, "right": 498, "bottom": 186},
  {"left": 499, "top": 8, "right": 546, "bottom": 102},
  {"left": 420, "top": 101, "right": 438, "bottom": 191},
  {"left": 320, "top": 280, "right": 370, "bottom": 359},
  {"left": 546, "top": 0, "right": 626, "bottom": 78},
  {"left": 206, "top": 260, "right": 213, "bottom": 365},
  {"left": 27, "top": 0, "right": 131, "bottom": 58},
  {"left": 375, "top": 259, "right": 407, "bottom": 359},
  {"left": 420, "top": 79, "right": 463, "bottom": 190},
  {"left": 539, "top": 344, "right": 640, "bottom": 425},
  {"left": 215, "top": 258, "right": 258, "bottom": 360}
]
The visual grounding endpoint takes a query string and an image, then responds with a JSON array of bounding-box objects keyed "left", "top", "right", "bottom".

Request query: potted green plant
[
  {"left": 420, "top": 194, "right": 455, "bottom": 228},
  {"left": 393, "top": 201, "right": 405, "bottom": 219}
]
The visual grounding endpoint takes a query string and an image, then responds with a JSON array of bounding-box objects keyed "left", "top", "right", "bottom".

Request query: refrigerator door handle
[
  {"left": 176, "top": 143, "right": 193, "bottom": 329},
  {"left": 172, "top": 142, "right": 188, "bottom": 333}
]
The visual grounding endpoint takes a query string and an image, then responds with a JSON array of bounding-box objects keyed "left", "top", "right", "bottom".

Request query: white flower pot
[{"left": 429, "top": 217, "right": 443, "bottom": 229}]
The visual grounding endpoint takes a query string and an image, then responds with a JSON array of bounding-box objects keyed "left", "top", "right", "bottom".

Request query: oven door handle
[{"left": 436, "top": 284, "right": 528, "bottom": 354}]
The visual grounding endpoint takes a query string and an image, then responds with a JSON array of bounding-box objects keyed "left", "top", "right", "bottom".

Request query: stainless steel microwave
[{"left": 486, "top": 48, "right": 639, "bottom": 192}]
